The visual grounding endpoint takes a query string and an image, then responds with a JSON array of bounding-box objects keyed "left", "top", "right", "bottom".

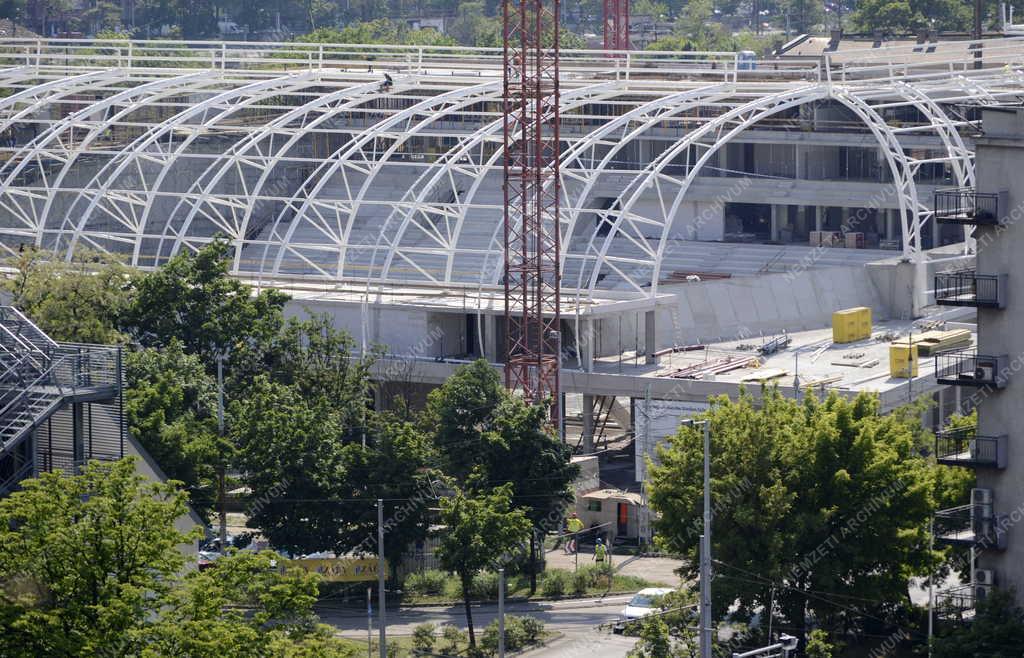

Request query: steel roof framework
[{"left": 0, "top": 40, "right": 1023, "bottom": 320}]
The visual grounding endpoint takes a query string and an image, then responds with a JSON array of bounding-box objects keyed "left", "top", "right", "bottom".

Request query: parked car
[{"left": 614, "top": 587, "right": 675, "bottom": 631}]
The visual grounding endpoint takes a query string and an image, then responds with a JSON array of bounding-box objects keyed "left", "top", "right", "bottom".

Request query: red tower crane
[
  {"left": 603, "top": 0, "right": 630, "bottom": 52},
  {"left": 502, "top": 0, "right": 562, "bottom": 418}
]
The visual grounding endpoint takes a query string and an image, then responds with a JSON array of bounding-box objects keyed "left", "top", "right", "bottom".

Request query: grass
[
  {"left": 340, "top": 629, "right": 558, "bottom": 657},
  {"left": 400, "top": 566, "right": 660, "bottom": 605}
]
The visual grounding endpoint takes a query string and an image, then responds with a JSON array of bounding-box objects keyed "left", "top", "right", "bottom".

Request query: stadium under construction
[{"left": 0, "top": 35, "right": 1014, "bottom": 463}]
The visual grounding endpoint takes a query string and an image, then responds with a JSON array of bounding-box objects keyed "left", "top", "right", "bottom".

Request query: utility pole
[
  {"left": 498, "top": 568, "right": 506, "bottom": 658},
  {"left": 378, "top": 499, "right": 386, "bottom": 658},
  {"left": 974, "top": 0, "right": 983, "bottom": 69},
  {"left": 700, "top": 419, "right": 712, "bottom": 658},
  {"left": 216, "top": 354, "right": 227, "bottom": 554},
  {"left": 367, "top": 587, "right": 373, "bottom": 658}
]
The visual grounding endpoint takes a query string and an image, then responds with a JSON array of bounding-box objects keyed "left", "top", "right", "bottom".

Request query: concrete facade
[{"left": 969, "top": 108, "right": 1024, "bottom": 603}]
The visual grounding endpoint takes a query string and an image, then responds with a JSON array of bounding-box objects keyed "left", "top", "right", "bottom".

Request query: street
[{"left": 317, "top": 594, "right": 639, "bottom": 657}]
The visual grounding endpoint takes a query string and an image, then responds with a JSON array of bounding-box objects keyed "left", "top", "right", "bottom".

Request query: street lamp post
[{"left": 681, "top": 418, "right": 712, "bottom": 658}]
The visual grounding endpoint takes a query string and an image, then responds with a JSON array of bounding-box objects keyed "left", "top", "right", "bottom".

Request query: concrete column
[
  {"left": 815, "top": 206, "right": 824, "bottom": 231},
  {"left": 930, "top": 215, "right": 940, "bottom": 248},
  {"left": 581, "top": 394, "right": 595, "bottom": 454},
  {"left": 483, "top": 314, "right": 499, "bottom": 362},
  {"left": 885, "top": 209, "right": 897, "bottom": 242},
  {"left": 584, "top": 317, "right": 595, "bottom": 373},
  {"left": 644, "top": 310, "right": 656, "bottom": 364},
  {"left": 770, "top": 204, "right": 781, "bottom": 241}
]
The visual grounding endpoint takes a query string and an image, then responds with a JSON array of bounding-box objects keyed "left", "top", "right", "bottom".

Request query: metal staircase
[{"left": 0, "top": 307, "right": 122, "bottom": 496}]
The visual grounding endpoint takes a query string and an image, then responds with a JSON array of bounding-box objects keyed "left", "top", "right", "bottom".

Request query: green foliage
[
  {"left": 649, "top": 388, "right": 959, "bottom": 636},
  {"left": 230, "top": 375, "right": 347, "bottom": 555},
  {"left": 0, "top": 459, "right": 198, "bottom": 657},
  {"left": 805, "top": 629, "right": 834, "bottom": 658},
  {"left": 125, "top": 341, "right": 221, "bottom": 516},
  {"left": 629, "top": 615, "right": 673, "bottom": 658},
  {"left": 295, "top": 21, "right": 456, "bottom": 47},
  {"left": 933, "top": 588, "right": 1024, "bottom": 657},
  {"left": 411, "top": 622, "right": 436, "bottom": 653},
  {"left": 471, "top": 571, "right": 501, "bottom": 600},
  {"left": 480, "top": 615, "right": 545, "bottom": 655},
  {"left": 850, "top": 0, "right": 972, "bottom": 33},
  {"left": 3, "top": 248, "right": 133, "bottom": 344},
  {"left": 540, "top": 569, "right": 568, "bottom": 597},
  {"left": 405, "top": 570, "right": 448, "bottom": 597},
  {"left": 441, "top": 624, "right": 466, "bottom": 652},
  {"left": 436, "top": 485, "right": 531, "bottom": 646},
  {"left": 123, "top": 238, "right": 288, "bottom": 369}
]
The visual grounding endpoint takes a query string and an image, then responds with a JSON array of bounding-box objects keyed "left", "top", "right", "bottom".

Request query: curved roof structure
[{"left": 0, "top": 37, "right": 1022, "bottom": 306}]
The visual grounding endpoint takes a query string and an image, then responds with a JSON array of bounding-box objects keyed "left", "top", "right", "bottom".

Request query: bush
[
  {"left": 412, "top": 623, "right": 436, "bottom": 654},
  {"left": 471, "top": 571, "right": 501, "bottom": 600},
  {"left": 540, "top": 569, "right": 568, "bottom": 597},
  {"left": 441, "top": 624, "right": 465, "bottom": 653},
  {"left": 480, "top": 616, "right": 545, "bottom": 656},
  {"left": 570, "top": 568, "right": 590, "bottom": 595},
  {"left": 443, "top": 577, "right": 463, "bottom": 600},
  {"left": 405, "top": 569, "right": 448, "bottom": 596}
]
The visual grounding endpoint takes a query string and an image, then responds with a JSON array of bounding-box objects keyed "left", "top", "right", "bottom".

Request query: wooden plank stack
[{"left": 894, "top": 329, "right": 972, "bottom": 356}]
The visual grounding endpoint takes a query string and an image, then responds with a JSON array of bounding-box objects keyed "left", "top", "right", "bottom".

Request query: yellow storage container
[
  {"left": 889, "top": 343, "right": 919, "bottom": 378},
  {"left": 832, "top": 306, "right": 872, "bottom": 344}
]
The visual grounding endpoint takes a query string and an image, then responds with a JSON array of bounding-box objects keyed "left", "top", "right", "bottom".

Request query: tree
[
  {"left": 933, "top": 588, "right": 1024, "bottom": 658},
  {"left": 231, "top": 375, "right": 347, "bottom": 555},
  {"left": 435, "top": 485, "right": 531, "bottom": 647},
  {"left": 123, "top": 239, "right": 288, "bottom": 370},
  {"left": 422, "top": 359, "right": 578, "bottom": 592},
  {"left": 0, "top": 458, "right": 356, "bottom": 657},
  {"left": 295, "top": 21, "right": 457, "bottom": 46},
  {"left": 134, "top": 550, "right": 358, "bottom": 657},
  {"left": 124, "top": 340, "right": 221, "bottom": 516},
  {"left": 3, "top": 248, "right": 134, "bottom": 344},
  {"left": 649, "top": 388, "right": 967, "bottom": 644},
  {"left": 0, "top": 459, "right": 198, "bottom": 657},
  {"left": 849, "top": 0, "right": 971, "bottom": 33}
]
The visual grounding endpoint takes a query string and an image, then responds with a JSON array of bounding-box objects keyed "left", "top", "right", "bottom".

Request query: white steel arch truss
[{"left": 0, "top": 55, "right": 1022, "bottom": 312}]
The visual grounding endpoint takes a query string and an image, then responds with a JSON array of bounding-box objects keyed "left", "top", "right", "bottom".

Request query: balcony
[
  {"left": 934, "top": 504, "right": 1007, "bottom": 550},
  {"left": 934, "top": 271, "right": 1006, "bottom": 309},
  {"left": 934, "top": 188, "right": 1004, "bottom": 226},
  {"left": 935, "top": 426, "right": 1006, "bottom": 468},
  {"left": 935, "top": 585, "right": 979, "bottom": 620},
  {"left": 935, "top": 351, "right": 1007, "bottom": 388}
]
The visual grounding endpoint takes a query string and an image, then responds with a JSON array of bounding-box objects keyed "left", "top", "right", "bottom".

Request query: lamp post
[{"left": 681, "top": 418, "right": 712, "bottom": 658}]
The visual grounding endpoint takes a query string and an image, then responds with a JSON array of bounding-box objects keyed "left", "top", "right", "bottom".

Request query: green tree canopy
[
  {"left": 435, "top": 484, "right": 531, "bottom": 647},
  {"left": 0, "top": 459, "right": 197, "bottom": 656},
  {"left": 3, "top": 248, "right": 134, "bottom": 344},
  {"left": 933, "top": 588, "right": 1024, "bottom": 657},
  {"left": 124, "top": 340, "right": 221, "bottom": 515},
  {"left": 122, "top": 239, "right": 288, "bottom": 369},
  {"left": 649, "top": 388, "right": 969, "bottom": 641}
]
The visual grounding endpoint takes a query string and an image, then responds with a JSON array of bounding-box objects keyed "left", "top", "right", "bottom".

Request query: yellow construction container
[
  {"left": 832, "top": 306, "right": 872, "bottom": 343},
  {"left": 889, "top": 343, "right": 919, "bottom": 378}
]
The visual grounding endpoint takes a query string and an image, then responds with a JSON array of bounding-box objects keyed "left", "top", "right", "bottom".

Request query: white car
[{"left": 620, "top": 587, "right": 675, "bottom": 622}]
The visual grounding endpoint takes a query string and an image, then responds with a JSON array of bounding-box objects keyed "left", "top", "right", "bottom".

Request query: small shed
[{"left": 576, "top": 488, "right": 645, "bottom": 544}]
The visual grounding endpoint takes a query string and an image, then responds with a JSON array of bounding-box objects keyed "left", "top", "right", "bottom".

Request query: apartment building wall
[{"left": 971, "top": 107, "right": 1024, "bottom": 598}]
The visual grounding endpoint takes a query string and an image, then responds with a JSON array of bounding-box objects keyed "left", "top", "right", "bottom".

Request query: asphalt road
[{"left": 317, "top": 593, "right": 633, "bottom": 637}]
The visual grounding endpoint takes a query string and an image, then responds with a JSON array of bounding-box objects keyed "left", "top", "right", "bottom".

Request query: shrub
[
  {"left": 519, "top": 615, "right": 545, "bottom": 642},
  {"left": 441, "top": 624, "right": 465, "bottom": 652},
  {"left": 471, "top": 571, "right": 501, "bottom": 600},
  {"left": 443, "top": 577, "right": 463, "bottom": 600},
  {"left": 570, "top": 568, "right": 590, "bottom": 595},
  {"left": 480, "top": 616, "right": 545, "bottom": 656},
  {"left": 540, "top": 569, "right": 568, "bottom": 597},
  {"left": 406, "top": 569, "right": 448, "bottom": 596},
  {"left": 412, "top": 623, "right": 436, "bottom": 654}
]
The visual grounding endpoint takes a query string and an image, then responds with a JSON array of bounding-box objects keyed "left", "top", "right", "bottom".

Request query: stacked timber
[
  {"left": 896, "top": 329, "right": 972, "bottom": 356},
  {"left": 667, "top": 354, "right": 760, "bottom": 379}
]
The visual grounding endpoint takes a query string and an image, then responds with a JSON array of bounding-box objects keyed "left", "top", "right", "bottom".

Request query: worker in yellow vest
[
  {"left": 593, "top": 537, "right": 608, "bottom": 564},
  {"left": 565, "top": 512, "right": 584, "bottom": 554}
]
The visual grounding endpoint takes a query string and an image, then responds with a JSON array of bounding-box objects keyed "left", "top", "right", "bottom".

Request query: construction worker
[
  {"left": 565, "top": 512, "right": 584, "bottom": 554},
  {"left": 593, "top": 537, "right": 607, "bottom": 564}
]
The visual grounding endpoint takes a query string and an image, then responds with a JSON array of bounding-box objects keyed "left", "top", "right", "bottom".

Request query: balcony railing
[
  {"left": 934, "top": 504, "right": 1007, "bottom": 550},
  {"left": 935, "top": 584, "right": 978, "bottom": 620},
  {"left": 934, "top": 188, "right": 1003, "bottom": 225},
  {"left": 935, "top": 426, "right": 1006, "bottom": 468},
  {"left": 934, "top": 271, "right": 1006, "bottom": 309},
  {"left": 935, "top": 351, "right": 1007, "bottom": 388}
]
